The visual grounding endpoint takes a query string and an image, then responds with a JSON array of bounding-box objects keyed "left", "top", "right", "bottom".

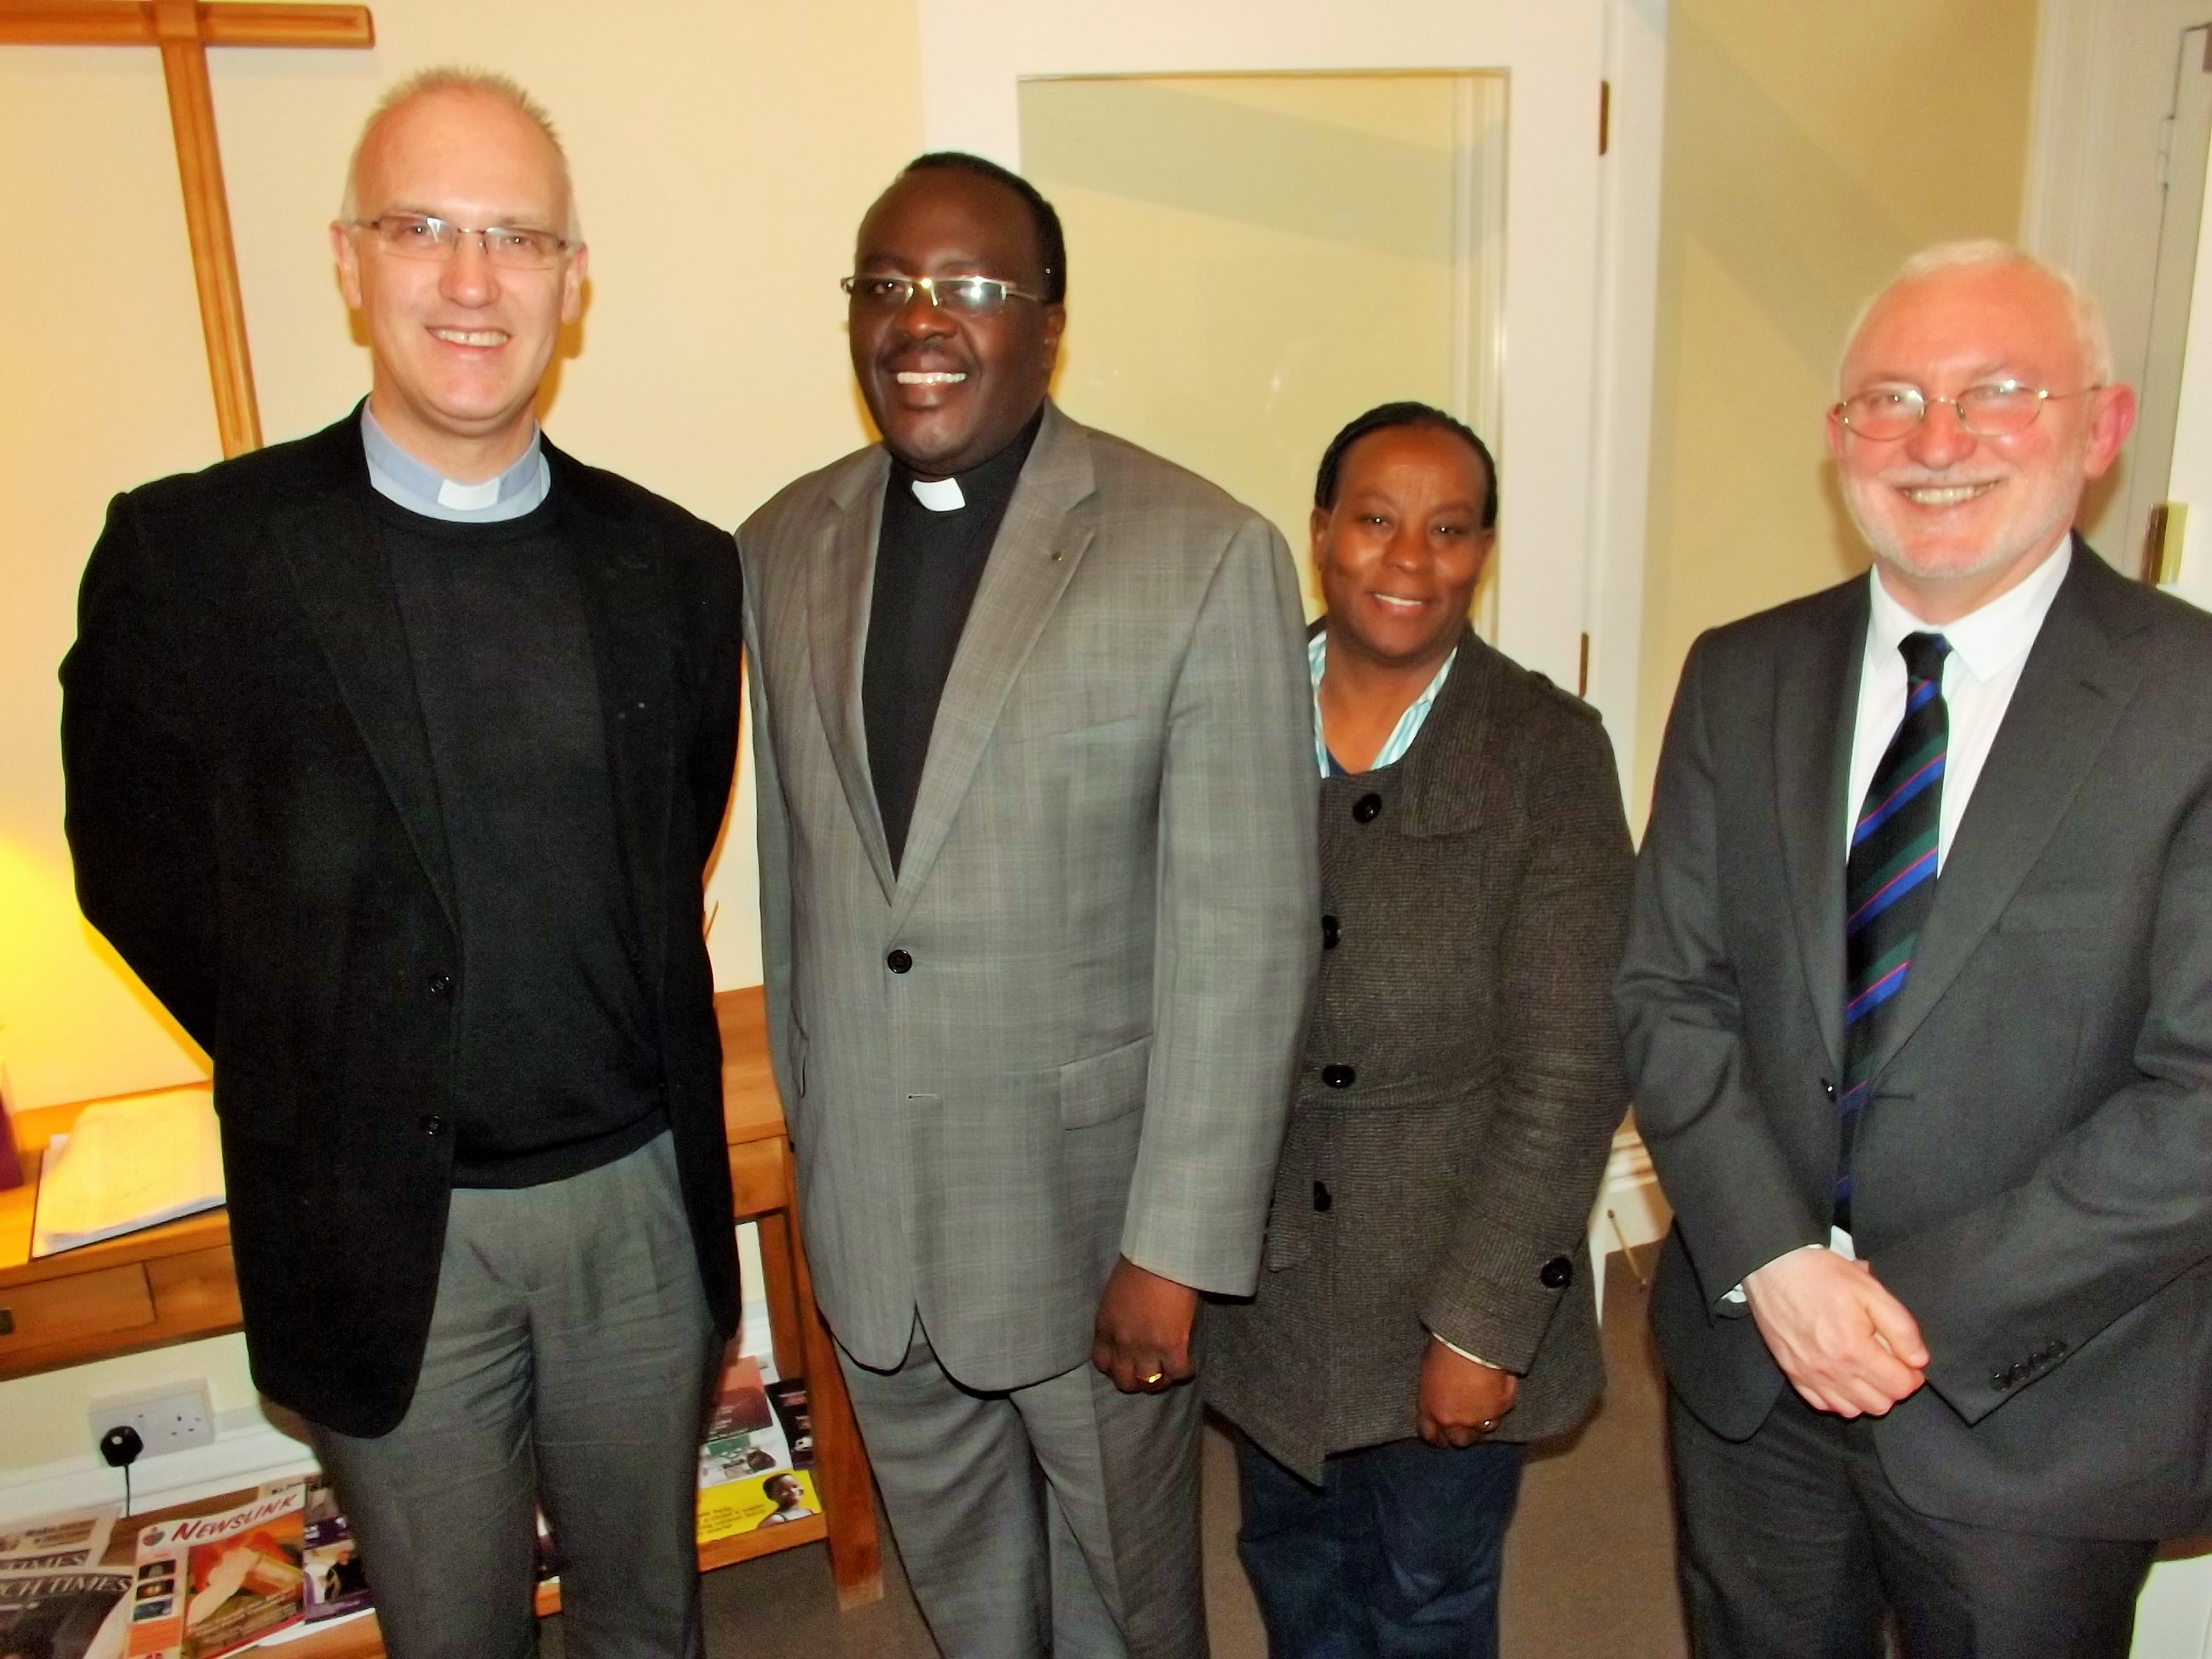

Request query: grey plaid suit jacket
[{"left": 739, "top": 403, "right": 1319, "bottom": 1388}]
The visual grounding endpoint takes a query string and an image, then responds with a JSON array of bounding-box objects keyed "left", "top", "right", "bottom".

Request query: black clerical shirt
[{"left": 863, "top": 408, "right": 1043, "bottom": 868}]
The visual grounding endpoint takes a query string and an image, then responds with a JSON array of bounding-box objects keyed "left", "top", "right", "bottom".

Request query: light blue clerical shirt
[
  {"left": 361, "top": 406, "right": 550, "bottom": 523},
  {"left": 1308, "top": 631, "right": 1457, "bottom": 779}
]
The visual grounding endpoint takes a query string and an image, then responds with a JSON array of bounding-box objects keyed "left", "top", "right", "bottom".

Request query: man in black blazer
[
  {"left": 60, "top": 71, "right": 739, "bottom": 1659},
  {"left": 1620, "top": 241, "right": 2212, "bottom": 1656}
]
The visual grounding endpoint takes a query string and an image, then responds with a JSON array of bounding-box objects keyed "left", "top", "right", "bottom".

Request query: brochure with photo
[{"left": 127, "top": 1481, "right": 305, "bottom": 1659}]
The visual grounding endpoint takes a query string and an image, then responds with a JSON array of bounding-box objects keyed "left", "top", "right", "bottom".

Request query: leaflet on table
[
  {"left": 0, "top": 1565, "right": 133, "bottom": 1659},
  {"left": 696, "top": 1352, "right": 820, "bottom": 1542},
  {"left": 127, "top": 1480, "right": 306, "bottom": 1659},
  {"left": 0, "top": 1505, "right": 119, "bottom": 1571}
]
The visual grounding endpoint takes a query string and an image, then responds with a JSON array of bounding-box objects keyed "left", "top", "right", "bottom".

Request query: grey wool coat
[{"left": 1206, "top": 624, "right": 1635, "bottom": 1482}]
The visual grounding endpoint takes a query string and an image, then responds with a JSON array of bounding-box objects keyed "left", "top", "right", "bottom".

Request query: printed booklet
[{"left": 127, "top": 1482, "right": 305, "bottom": 1659}]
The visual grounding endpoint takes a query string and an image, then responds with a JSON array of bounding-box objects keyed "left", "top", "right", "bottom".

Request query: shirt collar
[
  {"left": 361, "top": 405, "right": 549, "bottom": 522},
  {"left": 1308, "top": 631, "right": 1458, "bottom": 778},
  {"left": 1866, "top": 533, "right": 2072, "bottom": 683}
]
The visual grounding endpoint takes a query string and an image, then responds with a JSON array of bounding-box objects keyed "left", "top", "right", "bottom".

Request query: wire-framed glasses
[
  {"left": 353, "top": 215, "right": 572, "bottom": 270},
  {"left": 1833, "top": 380, "right": 2102, "bottom": 441},
  {"left": 840, "top": 273, "right": 1046, "bottom": 315}
]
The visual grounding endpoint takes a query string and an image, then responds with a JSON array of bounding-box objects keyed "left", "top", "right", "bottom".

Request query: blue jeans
[{"left": 1234, "top": 1431, "right": 1524, "bottom": 1658}]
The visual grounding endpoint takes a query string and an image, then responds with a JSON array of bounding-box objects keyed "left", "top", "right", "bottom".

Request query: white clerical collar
[
  {"left": 360, "top": 405, "right": 549, "bottom": 523},
  {"left": 911, "top": 475, "right": 966, "bottom": 512}
]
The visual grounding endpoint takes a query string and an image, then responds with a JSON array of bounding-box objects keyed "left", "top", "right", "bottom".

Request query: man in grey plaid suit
[{"left": 738, "top": 154, "right": 1317, "bottom": 1656}]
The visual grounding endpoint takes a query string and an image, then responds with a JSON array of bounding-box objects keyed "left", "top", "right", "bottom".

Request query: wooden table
[{"left": 0, "top": 984, "right": 882, "bottom": 1624}]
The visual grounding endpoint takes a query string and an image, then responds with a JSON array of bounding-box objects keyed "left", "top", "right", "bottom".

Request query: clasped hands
[{"left": 1744, "top": 1246, "right": 1929, "bottom": 1418}]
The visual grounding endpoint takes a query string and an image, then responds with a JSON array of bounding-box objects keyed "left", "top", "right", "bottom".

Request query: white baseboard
[{"left": 0, "top": 1407, "right": 318, "bottom": 1525}]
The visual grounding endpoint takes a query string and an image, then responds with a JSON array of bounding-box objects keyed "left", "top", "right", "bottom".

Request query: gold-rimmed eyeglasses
[
  {"left": 840, "top": 273, "right": 1046, "bottom": 316},
  {"left": 352, "top": 215, "right": 572, "bottom": 270},
  {"left": 1833, "top": 380, "right": 2103, "bottom": 442}
]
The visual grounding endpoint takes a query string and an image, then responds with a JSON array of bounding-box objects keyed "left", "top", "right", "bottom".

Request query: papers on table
[{"left": 30, "top": 1087, "right": 225, "bottom": 1257}]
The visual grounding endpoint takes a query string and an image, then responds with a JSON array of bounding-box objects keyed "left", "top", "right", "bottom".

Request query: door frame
[{"left": 912, "top": 0, "right": 1667, "bottom": 786}]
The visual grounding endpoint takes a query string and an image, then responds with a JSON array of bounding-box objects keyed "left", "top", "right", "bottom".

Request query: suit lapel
[
  {"left": 810, "top": 449, "right": 897, "bottom": 901},
  {"left": 1776, "top": 582, "right": 1868, "bottom": 1079},
  {"left": 890, "top": 404, "right": 1097, "bottom": 923},
  {"left": 1870, "top": 544, "right": 2145, "bottom": 1076},
  {"left": 557, "top": 445, "right": 674, "bottom": 999},
  {"left": 278, "top": 421, "right": 458, "bottom": 930}
]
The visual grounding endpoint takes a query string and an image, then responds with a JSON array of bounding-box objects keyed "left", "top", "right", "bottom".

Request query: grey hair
[
  {"left": 1839, "top": 240, "right": 2111, "bottom": 389},
  {"left": 338, "top": 68, "right": 580, "bottom": 241}
]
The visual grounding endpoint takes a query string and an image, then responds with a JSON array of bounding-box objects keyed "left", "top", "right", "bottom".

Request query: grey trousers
[
  {"left": 307, "top": 1132, "right": 719, "bottom": 1659},
  {"left": 837, "top": 1318, "right": 1206, "bottom": 1659}
]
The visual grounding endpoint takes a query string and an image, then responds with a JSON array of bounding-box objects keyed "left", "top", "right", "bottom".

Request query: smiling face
[
  {"left": 848, "top": 168, "right": 1064, "bottom": 478},
  {"left": 1313, "top": 423, "right": 1494, "bottom": 671},
  {"left": 331, "top": 88, "right": 585, "bottom": 479},
  {"left": 1827, "top": 261, "right": 2134, "bottom": 621}
]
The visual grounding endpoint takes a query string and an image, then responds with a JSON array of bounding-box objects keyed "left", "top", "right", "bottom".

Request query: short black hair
[
  {"left": 1313, "top": 401, "right": 1497, "bottom": 529},
  {"left": 900, "top": 151, "right": 1067, "bottom": 305}
]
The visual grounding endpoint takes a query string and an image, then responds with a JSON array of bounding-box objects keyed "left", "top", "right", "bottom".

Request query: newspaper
[
  {"left": 126, "top": 1482, "right": 305, "bottom": 1659},
  {"left": 0, "top": 1565, "right": 132, "bottom": 1659},
  {"left": 0, "top": 1506, "right": 118, "bottom": 1571},
  {"left": 696, "top": 1353, "right": 820, "bottom": 1542}
]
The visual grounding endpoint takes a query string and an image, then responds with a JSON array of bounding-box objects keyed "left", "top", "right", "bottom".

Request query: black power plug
[{"left": 99, "top": 1424, "right": 143, "bottom": 1515}]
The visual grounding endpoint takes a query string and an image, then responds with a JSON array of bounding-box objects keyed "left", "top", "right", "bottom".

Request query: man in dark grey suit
[
  {"left": 739, "top": 155, "right": 1316, "bottom": 1656},
  {"left": 1619, "top": 240, "right": 2212, "bottom": 1656}
]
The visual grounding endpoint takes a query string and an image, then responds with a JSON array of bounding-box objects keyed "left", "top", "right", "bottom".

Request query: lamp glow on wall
[{"left": 0, "top": 840, "right": 207, "bottom": 1113}]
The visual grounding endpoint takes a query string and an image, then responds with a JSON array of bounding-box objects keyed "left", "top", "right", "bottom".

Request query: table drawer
[{"left": 0, "top": 1263, "right": 156, "bottom": 1354}]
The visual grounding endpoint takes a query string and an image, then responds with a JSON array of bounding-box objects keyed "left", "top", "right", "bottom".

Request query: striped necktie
[{"left": 1835, "top": 630, "right": 1951, "bottom": 1231}]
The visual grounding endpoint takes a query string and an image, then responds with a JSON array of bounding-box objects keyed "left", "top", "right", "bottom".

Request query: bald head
[{"left": 342, "top": 69, "right": 578, "bottom": 241}]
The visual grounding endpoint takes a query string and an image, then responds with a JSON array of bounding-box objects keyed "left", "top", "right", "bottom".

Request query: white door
[
  {"left": 913, "top": 0, "right": 1663, "bottom": 775},
  {"left": 2129, "top": 77, "right": 2212, "bottom": 1659}
]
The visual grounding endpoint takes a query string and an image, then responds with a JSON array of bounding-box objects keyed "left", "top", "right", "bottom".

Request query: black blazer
[
  {"left": 1207, "top": 626, "right": 1635, "bottom": 1480},
  {"left": 1619, "top": 543, "right": 2212, "bottom": 1538},
  {"left": 60, "top": 412, "right": 742, "bottom": 1436}
]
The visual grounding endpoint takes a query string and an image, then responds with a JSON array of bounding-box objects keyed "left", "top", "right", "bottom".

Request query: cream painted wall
[
  {"left": 1, "top": 0, "right": 920, "bottom": 1475},
  {"left": 1632, "top": 0, "right": 2038, "bottom": 822}
]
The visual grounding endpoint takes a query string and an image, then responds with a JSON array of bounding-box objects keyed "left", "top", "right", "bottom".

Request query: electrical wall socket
[{"left": 89, "top": 1380, "right": 216, "bottom": 1458}]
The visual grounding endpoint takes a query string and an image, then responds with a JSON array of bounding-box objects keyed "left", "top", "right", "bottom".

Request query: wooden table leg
[
  {"left": 783, "top": 1141, "right": 883, "bottom": 1608},
  {"left": 755, "top": 1211, "right": 805, "bottom": 1381}
]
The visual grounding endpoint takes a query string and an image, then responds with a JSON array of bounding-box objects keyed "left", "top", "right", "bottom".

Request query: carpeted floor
[{"left": 542, "top": 1251, "right": 1686, "bottom": 1658}]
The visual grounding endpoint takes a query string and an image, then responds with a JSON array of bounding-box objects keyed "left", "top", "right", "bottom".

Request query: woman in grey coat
[{"left": 1206, "top": 403, "right": 1635, "bottom": 1658}]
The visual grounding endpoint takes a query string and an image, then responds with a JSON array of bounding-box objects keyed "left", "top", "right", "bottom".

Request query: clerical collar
[
  {"left": 890, "top": 406, "right": 1045, "bottom": 516},
  {"left": 360, "top": 405, "right": 552, "bottom": 523}
]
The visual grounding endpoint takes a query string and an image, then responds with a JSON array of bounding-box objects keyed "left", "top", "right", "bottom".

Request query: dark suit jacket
[
  {"left": 1208, "top": 626, "right": 1635, "bottom": 1482},
  {"left": 1619, "top": 541, "right": 2212, "bottom": 1538},
  {"left": 60, "top": 412, "right": 742, "bottom": 1437}
]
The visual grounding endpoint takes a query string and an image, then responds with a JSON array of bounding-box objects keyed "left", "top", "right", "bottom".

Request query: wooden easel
[{"left": 0, "top": 1, "right": 375, "bottom": 457}]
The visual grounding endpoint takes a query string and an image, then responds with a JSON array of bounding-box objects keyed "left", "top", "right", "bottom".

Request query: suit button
[
  {"left": 886, "top": 949, "right": 913, "bottom": 974},
  {"left": 1352, "top": 793, "right": 1382, "bottom": 824},
  {"left": 1820, "top": 1079, "right": 1836, "bottom": 1101},
  {"left": 428, "top": 974, "right": 454, "bottom": 998},
  {"left": 1313, "top": 1181, "right": 1333, "bottom": 1213},
  {"left": 1539, "top": 1255, "right": 1574, "bottom": 1290},
  {"left": 1321, "top": 914, "right": 1340, "bottom": 950},
  {"left": 1990, "top": 1370, "right": 2012, "bottom": 1390},
  {"left": 1321, "top": 1064, "right": 1355, "bottom": 1089},
  {"left": 418, "top": 1114, "right": 444, "bottom": 1137}
]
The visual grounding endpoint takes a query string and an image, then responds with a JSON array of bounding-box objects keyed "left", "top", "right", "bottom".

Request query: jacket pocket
[{"left": 1058, "top": 1035, "right": 1152, "bottom": 1128}]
